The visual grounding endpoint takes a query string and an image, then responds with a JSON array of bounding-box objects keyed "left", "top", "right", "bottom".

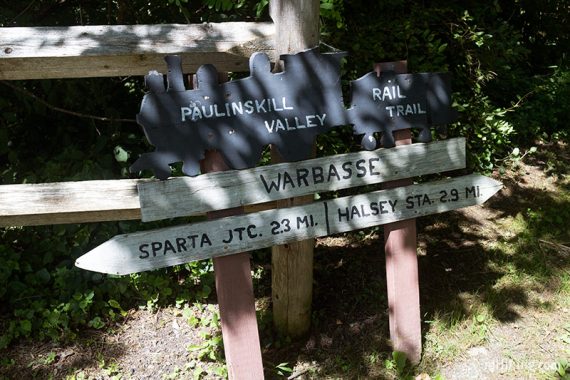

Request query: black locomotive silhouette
[{"left": 130, "top": 48, "right": 456, "bottom": 179}]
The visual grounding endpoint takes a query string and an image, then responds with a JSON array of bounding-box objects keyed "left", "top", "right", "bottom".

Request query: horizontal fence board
[
  {"left": 0, "top": 180, "right": 143, "bottom": 226},
  {"left": 0, "top": 138, "right": 465, "bottom": 227},
  {"left": 139, "top": 138, "right": 466, "bottom": 222},
  {"left": 76, "top": 174, "right": 502, "bottom": 275},
  {"left": 0, "top": 22, "right": 274, "bottom": 79}
]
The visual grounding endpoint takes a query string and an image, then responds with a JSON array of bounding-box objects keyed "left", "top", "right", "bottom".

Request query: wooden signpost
[
  {"left": 66, "top": 45, "right": 500, "bottom": 374},
  {"left": 137, "top": 138, "right": 466, "bottom": 222},
  {"left": 76, "top": 174, "right": 501, "bottom": 275},
  {"left": 0, "top": 3, "right": 506, "bottom": 377},
  {"left": 0, "top": 19, "right": 504, "bottom": 375},
  {"left": 377, "top": 60, "right": 422, "bottom": 363}
]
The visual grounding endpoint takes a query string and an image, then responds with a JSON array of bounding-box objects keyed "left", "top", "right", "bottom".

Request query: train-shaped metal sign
[{"left": 130, "top": 48, "right": 457, "bottom": 179}]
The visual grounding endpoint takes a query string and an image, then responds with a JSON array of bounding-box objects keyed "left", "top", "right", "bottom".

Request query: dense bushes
[
  {"left": 321, "top": 0, "right": 568, "bottom": 169},
  {"left": 0, "top": 0, "right": 568, "bottom": 349}
]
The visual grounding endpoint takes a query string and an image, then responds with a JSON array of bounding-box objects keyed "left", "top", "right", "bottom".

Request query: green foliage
[
  {"left": 0, "top": 0, "right": 568, "bottom": 354},
  {"left": 186, "top": 305, "right": 223, "bottom": 362},
  {"left": 383, "top": 351, "right": 413, "bottom": 379},
  {"left": 508, "top": 68, "right": 570, "bottom": 143},
  {"left": 556, "top": 358, "right": 570, "bottom": 379},
  {"left": 275, "top": 362, "right": 293, "bottom": 376},
  {"left": 320, "top": 0, "right": 345, "bottom": 32},
  {"left": 0, "top": 221, "right": 216, "bottom": 348},
  {"left": 321, "top": 0, "right": 568, "bottom": 171}
]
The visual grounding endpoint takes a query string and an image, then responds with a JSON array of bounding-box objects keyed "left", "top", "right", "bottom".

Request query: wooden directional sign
[
  {"left": 138, "top": 138, "right": 466, "bottom": 222},
  {"left": 129, "top": 48, "right": 457, "bottom": 179},
  {"left": 76, "top": 174, "right": 502, "bottom": 275}
]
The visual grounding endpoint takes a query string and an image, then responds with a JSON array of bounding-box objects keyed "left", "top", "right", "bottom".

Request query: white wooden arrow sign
[
  {"left": 76, "top": 174, "right": 501, "bottom": 275},
  {"left": 137, "top": 138, "right": 466, "bottom": 222}
]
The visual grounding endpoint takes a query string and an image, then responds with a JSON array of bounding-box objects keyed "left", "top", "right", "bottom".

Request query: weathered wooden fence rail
[
  {"left": 0, "top": 22, "right": 274, "bottom": 79},
  {"left": 0, "top": 138, "right": 466, "bottom": 226}
]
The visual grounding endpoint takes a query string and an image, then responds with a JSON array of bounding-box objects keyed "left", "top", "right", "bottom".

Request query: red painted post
[
  {"left": 376, "top": 61, "right": 422, "bottom": 364},
  {"left": 198, "top": 72, "right": 264, "bottom": 379}
]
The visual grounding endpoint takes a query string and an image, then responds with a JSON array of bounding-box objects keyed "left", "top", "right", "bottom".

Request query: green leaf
[
  {"left": 113, "top": 146, "right": 129, "bottom": 163},
  {"left": 20, "top": 319, "right": 32, "bottom": 334},
  {"left": 392, "top": 351, "right": 407, "bottom": 373},
  {"left": 88, "top": 316, "right": 105, "bottom": 329},
  {"left": 187, "top": 344, "right": 202, "bottom": 352},
  {"left": 35, "top": 268, "right": 51, "bottom": 284},
  {"left": 276, "top": 362, "right": 293, "bottom": 375}
]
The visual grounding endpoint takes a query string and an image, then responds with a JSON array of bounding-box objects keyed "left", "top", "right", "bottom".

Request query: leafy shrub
[{"left": 0, "top": 0, "right": 568, "bottom": 349}]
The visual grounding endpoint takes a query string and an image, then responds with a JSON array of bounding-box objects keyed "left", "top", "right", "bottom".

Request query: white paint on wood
[
  {"left": 139, "top": 138, "right": 466, "bottom": 222},
  {"left": 0, "top": 138, "right": 465, "bottom": 227},
  {"left": 0, "top": 22, "right": 274, "bottom": 79},
  {"left": 76, "top": 174, "right": 502, "bottom": 275}
]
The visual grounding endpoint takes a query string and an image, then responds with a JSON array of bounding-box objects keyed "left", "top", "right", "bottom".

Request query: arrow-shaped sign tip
[
  {"left": 75, "top": 238, "right": 127, "bottom": 275},
  {"left": 478, "top": 175, "right": 503, "bottom": 203}
]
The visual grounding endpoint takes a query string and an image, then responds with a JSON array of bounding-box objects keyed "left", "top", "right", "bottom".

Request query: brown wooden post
[
  {"left": 376, "top": 61, "right": 422, "bottom": 364},
  {"left": 199, "top": 72, "right": 264, "bottom": 379},
  {"left": 269, "top": 0, "right": 320, "bottom": 338}
]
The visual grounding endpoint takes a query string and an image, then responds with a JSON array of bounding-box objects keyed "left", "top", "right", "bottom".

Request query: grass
[
  {"left": 411, "top": 145, "right": 570, "bottom": 379},
  {"left": 2, "top": 143, "right": 569, "bottom": 379}
]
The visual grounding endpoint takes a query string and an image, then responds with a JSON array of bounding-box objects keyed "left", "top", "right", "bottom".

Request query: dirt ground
[{"left": 1, "top": 141, "right": 569, "bottom": 379}]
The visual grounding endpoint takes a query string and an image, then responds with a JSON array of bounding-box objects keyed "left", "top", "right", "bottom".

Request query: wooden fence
[{"left": 0, "top": 4, "right": 318, "bottom": 378}]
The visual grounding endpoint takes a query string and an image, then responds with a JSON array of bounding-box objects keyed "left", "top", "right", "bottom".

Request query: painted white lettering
[
  {"left": 202, "top": 105, "right": 214, "bottom": 118},
  {"left": 282, "top": 97, "right": 294, "bottom": 110},
  {"left": 264, "top": 120, "right": 275, "bottom": 133},
  {"left": 397, "top": 85, "right": 407, "bottom": 98},
  {"left": 306, "top": 115, "right": 317, "bottom": 128},
  {"left": 294, "top": 117, "right": 305, "bottom": 129},
  {"left": 214, "top": 104, "right": 225, "bottom": 117},
  {"left": 181, "top": 107, "right": 191, "bottom": 121},
  {"left": 272, "top": 98, "right": 283, "bottom": 111},
  {"left": 255, "top": 99, "right": 267, "bottom": 113},
  {"left": 396, "top": 105, "right": 405, "bottom": 116},
  {"left": 232, "top": 102, "right": 244, "bottom": 115},
  {"left": 244, "top": 100, "right": 254, "bottom": 114},
  {"left": 191, "top": 107, "right": 202, "bottom": 121},
  {"left": 372, "top": 88, "right": 382, "bottom": 101},
  {"left": 275, "top": 119, "right": 286, "bottom": 132},
  {"left": 418, "top": 102, "right": 427, "bottom": 114}
]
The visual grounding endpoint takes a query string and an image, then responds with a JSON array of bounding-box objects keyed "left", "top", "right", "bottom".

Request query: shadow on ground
[
  {"left": 0, "top": 331, "right": 127, "bottom": 379},
  {"left": 2, "top": 144, "right": 567, "bottom": 379},
  {"left": 262, "top": 142, "right": 569, "bottom": 379}
]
